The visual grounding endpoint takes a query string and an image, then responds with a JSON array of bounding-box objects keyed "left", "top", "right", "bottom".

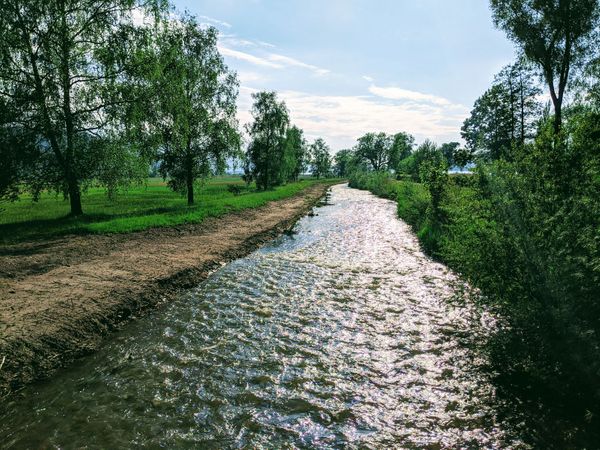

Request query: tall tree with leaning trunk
[
  {"left": 0, "top": 0, "right": 165, "bottom": 215},
  {"left": 490, "top": 0, "right": 599, "bottom": 134}
]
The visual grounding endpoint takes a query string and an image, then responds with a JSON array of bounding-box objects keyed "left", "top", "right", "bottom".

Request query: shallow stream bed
[{"left": 0, "top": 185, "right": 526, "bottom": 448}]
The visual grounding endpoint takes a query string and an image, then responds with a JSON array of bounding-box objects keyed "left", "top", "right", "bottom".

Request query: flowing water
[{"left": 0, "top": 185, "right": 527, "bottom": 449}]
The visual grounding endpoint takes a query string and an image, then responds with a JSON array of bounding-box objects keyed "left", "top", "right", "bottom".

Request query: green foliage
[
  {"left": 227, "top": 184, "right": 243, "bottom": 196},
  {"left": 355, "top": 132, "right": 393, "bottom": 171},
  {"left": 0, "top": 101, "right": 48, "bottom": 203},
  {"left": 452, "top": 147, "right": 474, "bottom": 169},
  {"left": 401, "top": 139, "right": 444, "bottom": 181},
  {"left": 245, "top": 91, "right": 290, "bottom": 190},
  {"left": 353, "top": 131, "right": 416, "bottom": 173},
  {"left": 349, "top": 171, "right": 397, "bottom": 199},
  {"left": 148, "top": 17, "right": 240, "bottom": 205},
  {"left": 309, "top": 138, "right": 332, "bottom": 179},
  {"left": 490, "top": 0, "right": 600, "bottom": 133},
  {"left": 335, "top": 148, "right": 370, "bottom": 177},
  {"left": 0, "top": 177, "right": 334, "bottom": 243},
  {"left": 333, "top": 149, "right": 353, "bottom": 177},
  {"left": 439, "top": 142, "right": 460, "bottom": 167},
  {"left": 389, "top": 132, "right": 415, "bottom": 170},
  {"left": 419, "top": 156, "right": 449, "bottom": 221},
  {"left": 461, "top": 61, "right": 541, "bottom": 161},
  {"left": 0, "top": 0, "right": 166, "bottom": 215},
  {"left": 283, "top": 126, "right": 308, "bottom": 182}
]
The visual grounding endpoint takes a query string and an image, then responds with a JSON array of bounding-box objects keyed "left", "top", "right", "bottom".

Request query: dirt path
[{"left": 0, "top": 182, "right": 335, "bottom": 396}]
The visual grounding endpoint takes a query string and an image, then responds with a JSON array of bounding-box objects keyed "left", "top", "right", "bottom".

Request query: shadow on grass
[{"left": 0, "top": 203, "right": 204, "bottom": 245}]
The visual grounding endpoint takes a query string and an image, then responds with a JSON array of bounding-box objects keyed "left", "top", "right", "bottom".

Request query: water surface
[{"left": 0, "top": 185, "right": 526, "bottom": 448}]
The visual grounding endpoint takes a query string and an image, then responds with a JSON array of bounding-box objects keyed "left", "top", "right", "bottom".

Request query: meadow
[{"left": 0, "top": 176, "right": 333, "bottom": 244}]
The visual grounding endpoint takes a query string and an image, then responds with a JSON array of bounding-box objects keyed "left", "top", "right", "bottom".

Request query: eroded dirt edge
[{"left": 0, "top": 182, "right": 337, "bottom": 397}]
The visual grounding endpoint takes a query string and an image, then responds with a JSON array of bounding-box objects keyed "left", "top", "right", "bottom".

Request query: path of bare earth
[{"left": 0, "top": 182, "right": 335, "bottom": 397}]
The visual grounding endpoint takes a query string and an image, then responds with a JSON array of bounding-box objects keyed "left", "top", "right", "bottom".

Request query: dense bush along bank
[
  {"left": 350, "top": 155, "right": 600, "bottom": 444},
  {"left": 342, "top": 4, "right": 600, "bottom": 444}
]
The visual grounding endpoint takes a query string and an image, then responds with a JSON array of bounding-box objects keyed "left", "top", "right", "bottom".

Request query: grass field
[{"left": 0, "top": 176, "right": 339, "bottom": 244}]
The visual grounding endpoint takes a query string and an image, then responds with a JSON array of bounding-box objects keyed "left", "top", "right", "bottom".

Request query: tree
[
  {"left": 462, "top": 62, "right": 542, "bottom": 161},
  {"left": 151, "top": 17, "right": 239, "bottom": 205},
  {"left": 453, "top": 147, "right": 474, "bottom": 169},
  {"left": 246, "top": 91, "right": 290, "bottom": 190},
  {"left": 496, "top": 61, "right": 543, "bottom": 145},
  {"left": 0, "top": 98, "right": 39, "bottom": 203},
  {"left": 283, "top": 125, "right": 307, "bottom": 182},
  {"left": 310, "top": 138, "right": 332, "bottom": 179},
  {"left": 440, "top": 142, "right": 461, "bottom": 167},
  {"left": 582, "top": 55, "right": 600, "bottom": 106},
  {"left": 388, "top": 132, "right": 415, "bottom": 171},
  {"left": 462, "top": 85, "right": 515, "bottom": 161},
  {"left": 397, "top": 139, "right": 444, "bottom": 181},
  {"left": 420, "top": 156, "right": 449, "bottom": 220},
  {"left": 334, "top": 149, "right": 355, "bottom": 177},
  {"left": 355, "top": 132, "right": 392, "bottom": 171},
  {"left": 490, "top": 0, "right": 600, "bottom": 133},
  {"left": 0, "top": 0, "right": 164, "bottom": 215}
]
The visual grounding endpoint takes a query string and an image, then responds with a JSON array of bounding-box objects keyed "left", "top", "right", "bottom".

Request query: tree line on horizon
[
  {"left": 332, "top": 131, "right": 472, "bottom": 181},
  {"left": 0, "top": 1, "right": 334, "bottom": 216}
]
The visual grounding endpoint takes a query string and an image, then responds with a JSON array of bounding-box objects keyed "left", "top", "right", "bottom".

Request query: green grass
[{"left": 0, "top": 176, "right": 341, "bottom": 244}]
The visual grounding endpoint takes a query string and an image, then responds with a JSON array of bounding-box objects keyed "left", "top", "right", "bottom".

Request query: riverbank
[
  {"left": 349, "top": 172, "right": 600, "bottom": 447},
  {"left": 0, "top": 184, "right": 525, "bottom": 449},
  {"left": 0, "top": 181, "right": 338, "bottom": 397},
  {"left": 0, "top": 177, "right": 335, "bottom": 244}
]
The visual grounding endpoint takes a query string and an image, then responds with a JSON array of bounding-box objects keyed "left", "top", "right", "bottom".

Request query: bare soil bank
[{"left": 0, "top": 182, "right": 336, "bottom": 397}]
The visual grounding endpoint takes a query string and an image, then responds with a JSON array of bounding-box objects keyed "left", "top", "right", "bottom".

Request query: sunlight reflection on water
[{"left": 0, "top": 185, "right": 526, "bottom": 449}]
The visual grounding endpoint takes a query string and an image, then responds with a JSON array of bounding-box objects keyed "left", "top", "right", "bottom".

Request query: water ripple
[{"left": 0, "top": 185, "right": 527, "bottom": 449}]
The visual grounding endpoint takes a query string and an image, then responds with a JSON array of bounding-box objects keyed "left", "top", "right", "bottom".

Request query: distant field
[{"left": 0, "top": 176, "right": 340, "bottom": 244}]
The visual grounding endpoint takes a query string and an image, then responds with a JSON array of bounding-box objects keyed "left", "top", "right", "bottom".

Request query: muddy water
[{"left": 0, "top": 185, "right": 526, "bottom": 448}]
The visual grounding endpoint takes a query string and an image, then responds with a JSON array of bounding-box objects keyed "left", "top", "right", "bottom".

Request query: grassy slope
[{"left": 0, "top": 176, "right": 339, "bottom": 244}]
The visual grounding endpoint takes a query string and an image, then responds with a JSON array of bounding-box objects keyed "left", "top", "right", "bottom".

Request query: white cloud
[
  {"left": 221, "top": 35, "right": 277, "bottom": 49},
  {"left": 368, "top": 85, "right": 455, "bottom": 107},
  {"left": 237, "top": 87, "right": 469, "bottom": 151},
  {"left": 198, "top": 15, "right": 232, "bottom": 28},
  {"left": 218, "top": 46, "right": 330, "bottom": 76},
  {"left": 213, "top": 22, "right": 466, "bottom": 150},
  {"left": 222, "top": 37, "right": 256, "bottom": 47},
  {"left": 237, "top": 71, "right": 267, "bottom": 84},
  {"left": 267, "top": 54, "right": 330, "bottom": 76},
  {"left": 258, "top": 41, "right": 276, "bottom": 48},
  {"left": 218, "top": 46, "right": 283, "bottom": 69}
]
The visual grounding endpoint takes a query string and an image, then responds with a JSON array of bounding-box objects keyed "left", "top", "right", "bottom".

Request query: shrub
[{"left": 227, "top": 184, "right": 243, "bottom": 196}]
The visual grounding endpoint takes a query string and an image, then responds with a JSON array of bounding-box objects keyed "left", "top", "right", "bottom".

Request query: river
[{"left": 0, "top": 184, "right": 527, "bottom": 448}]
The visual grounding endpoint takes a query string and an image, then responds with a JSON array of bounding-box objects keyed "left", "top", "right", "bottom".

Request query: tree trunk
[
  {"left": 553, "top": 100, "right": 562, "bottom": 135},
  {"left": 60, "top": 4, "right": 82, "bottom": 216},
  {"left": 547, "top": 79, "right": 562, "bottom": 135},
  {"left": 186, "top": 165, "right": 194, "bottom": 205},
  {"left": 520, "top": 77, "right": 526, "bottom": 145},
  {"left": 68, "top": 177, "right": 83, "bottom": 216},
  {"left": 186, "top": 141, "right": 194, "bottom": 205}
]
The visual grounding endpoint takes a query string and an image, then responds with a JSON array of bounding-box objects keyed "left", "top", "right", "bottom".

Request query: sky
[{"left": 172, "top": 0, "right": 516, "bottom": 151}]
